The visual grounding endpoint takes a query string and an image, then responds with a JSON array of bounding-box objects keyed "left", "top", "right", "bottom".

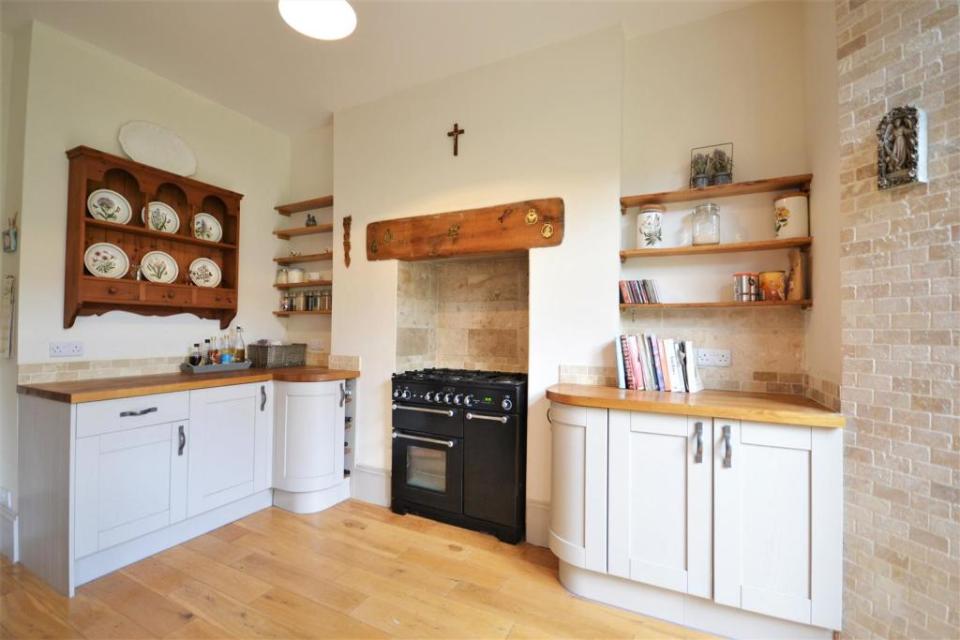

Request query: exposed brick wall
[{"left": 836, "top": 0, "right": 959, "bottom": 638}]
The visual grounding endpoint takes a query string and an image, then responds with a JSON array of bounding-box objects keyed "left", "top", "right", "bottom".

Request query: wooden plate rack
[{"left": 64, "top": 146, "right": 242, "bottom": 329}]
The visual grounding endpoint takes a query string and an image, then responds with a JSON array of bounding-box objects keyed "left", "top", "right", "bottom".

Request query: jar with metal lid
[{"left": 692, "top": 203, "right": 720, "bottom": 245}]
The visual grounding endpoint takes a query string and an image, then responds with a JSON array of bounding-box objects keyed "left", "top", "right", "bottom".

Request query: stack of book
[
  {"left": 615, "top": 334, "right": 704, "bottom": 393},
  {"left": 619, "top": 279, "right": 660, "bottom": 304}
]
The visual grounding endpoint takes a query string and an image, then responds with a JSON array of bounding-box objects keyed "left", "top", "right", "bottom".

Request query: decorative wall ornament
[
  {"left": 2, "top": 211, "right": 17, "bottom": 253},
  {"left": 877, "top": 105, "right": 927, "bottom": 190},
  {"left": 343, "top": 215, "right": 352, "bottom": 267},
  {"left": 447, "top": 122, "right": 465, "bottom": 156},
  {"left": 118, "top": 121, "right": 198, "bottom": 176}
]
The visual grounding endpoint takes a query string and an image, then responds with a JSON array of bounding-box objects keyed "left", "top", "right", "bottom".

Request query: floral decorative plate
[
  {"left": 193, "top": 213, "right": 223, "bottom": 242},
  {"left": 141, "top": 201, "right": 180, "bottom": 233},
  {"left": 86, "top": 189, "right": 132, "bottom": 223},
  {"left": 83, "top": 242, "right": 130, "bottom": 279},
  {"left": 188, "top": 257, "right": 221, "bottom": 288},
  {"left": 140, "top": 251, "right": 179, "bottom": 284}
]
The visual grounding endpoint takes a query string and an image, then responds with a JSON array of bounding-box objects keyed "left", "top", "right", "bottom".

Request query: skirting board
[
  {"left": 351, "top": 465, "right": 391, "bottom": 506},
  {"left": 0, "top": 505, "right": 18, "bottom": 563},
  {"left": 559, "top": 561, "right": 833, "bottom": 640},
  {"left": 525, "top": 499, "right": 550, "bottom": 547}
]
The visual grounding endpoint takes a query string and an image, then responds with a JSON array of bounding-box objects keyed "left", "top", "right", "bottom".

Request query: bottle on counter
[
  {"left": 235, "top": 326, "right": 246, "bottom": 362},
  {"left": 189, "top": 343, "right": 202, "bottom": 366},
  {"left": 210, "top": 336, "right": 220, "bottom": 364},
  {"left": 202, "top": 338, "right": 212, "bottom": 365}
]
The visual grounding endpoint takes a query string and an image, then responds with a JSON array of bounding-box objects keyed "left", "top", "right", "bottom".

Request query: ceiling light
[{"left": 278, "top": 0, "right": 357, "bottom": 41}]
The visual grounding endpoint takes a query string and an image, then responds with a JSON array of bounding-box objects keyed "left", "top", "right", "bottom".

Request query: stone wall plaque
[{"left": 877, "top": 105, "right": 927, "bottom": 190}]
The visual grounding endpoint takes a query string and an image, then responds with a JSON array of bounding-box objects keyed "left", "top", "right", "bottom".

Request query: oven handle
[
  {"left": 465, "top": 412, "right": 509, "bottom": 424},
  {"left": 392, "top": 431, "right": 455, "bottom": 448},
  {"left": 392, "top": 403, "right": 455, "bottom": 417}
]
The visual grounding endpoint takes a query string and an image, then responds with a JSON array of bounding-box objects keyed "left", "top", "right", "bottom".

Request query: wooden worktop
[
  {"left": 18, "top": 367, "right": 360, "bottom": 404},
  {"left": 546, "top": 384, "right": 844, "bottom": 428}
]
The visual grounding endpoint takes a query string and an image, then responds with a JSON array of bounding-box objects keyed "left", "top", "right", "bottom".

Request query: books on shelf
[
  {"left": 613, "top": 334, "right": 704, "bottom": 393},
  {"left": 619, "top": 279, "right": 660, "bottom": 304}
]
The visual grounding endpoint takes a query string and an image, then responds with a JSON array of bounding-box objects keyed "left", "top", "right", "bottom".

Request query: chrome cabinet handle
[
  {"left": 722, "top": 425, "right": 732, "bottom": 468},
  {"left": 339, "top": 382, "right": 346, "bottom": 407},
  {"left": 119, "top": 407, "right": 157, "bottom": 418},
  {"left": 178, "top": 425, "right": 186, "bottom": 456},
  {"left": 465, "top": 412, "right": 508, "bottom": 424},
  {"left": 392, "top": 431, "right": 454, "bottom": 448},
  {"left": 260, "top": 385, "right": 267, "bottom": 412},
  {"left": 392, "top": 404, "right": 454, "bottom": 417},
  {"left": 693, "top": 422, "right": 703, "bottom": 464}
]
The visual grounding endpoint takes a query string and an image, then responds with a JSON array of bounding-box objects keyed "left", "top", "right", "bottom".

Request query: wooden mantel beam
[{"left": 366, "top": 198, "right": 564, "bottom": 261}]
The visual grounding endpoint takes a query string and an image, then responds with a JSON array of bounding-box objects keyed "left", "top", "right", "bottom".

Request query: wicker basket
[{"left": 247, "top": 343, "right": 307, "bottom": 369}]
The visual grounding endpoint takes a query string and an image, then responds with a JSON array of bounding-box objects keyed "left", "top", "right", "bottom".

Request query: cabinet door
[
  {"left": 608, "top": 411, "right": 712, "bottom": 597},
  {"left": 75, "top": 421, "right": 188, "bottom": 558},
  {"left": 548, "top": 403, "right": 607, "bottom": 572},
  {"left": 714, "top": 420, "right": 842, "bottom": 629},
  {"left": 273, "top": 381, "right": 345, "bottom": 492},
  {"left": 187, "top": 382, "right": 271, "bottom": 517}
]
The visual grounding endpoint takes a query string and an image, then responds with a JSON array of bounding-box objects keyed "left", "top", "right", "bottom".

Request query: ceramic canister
[
  {"left": 287, "top": 268, "right": 305, "bottom": 284},
  {"left": 636, "top": 205, "right": 665, "bottom": 248},
  {"left": 774, "top": 191, "right": 809, "bottom": 239},
  {"left": 759, "top": 270, "right": 786, "bottom": 301}
]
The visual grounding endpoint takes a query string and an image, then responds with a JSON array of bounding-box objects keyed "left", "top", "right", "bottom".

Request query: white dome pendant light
[{"left": 278, "top": 0, "right": 357, "bottom": 40}]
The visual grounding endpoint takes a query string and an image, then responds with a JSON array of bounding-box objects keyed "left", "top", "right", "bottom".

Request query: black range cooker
[{"left": 390, "top": 368, "right": 527, "bottom": 543}]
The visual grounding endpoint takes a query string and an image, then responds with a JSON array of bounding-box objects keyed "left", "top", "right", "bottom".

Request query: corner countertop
[
  {"left": 546, "top": 383, "right": 844, "bottom": 428},
  {"left": 17, "top": 367, "right": 360, "bottom": 404}
]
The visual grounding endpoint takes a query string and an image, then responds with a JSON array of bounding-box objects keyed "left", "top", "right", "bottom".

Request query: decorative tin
[
  {"left": 734, "top": 272, "right": 759, "bottom": 302},
  {"left": 759, "top": 271, "right": 786, "bottom": 301}
]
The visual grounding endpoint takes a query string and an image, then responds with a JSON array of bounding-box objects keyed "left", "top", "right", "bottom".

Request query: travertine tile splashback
[
  {"left": 620, "top": 306, "right": 806, "bottom": 393},
  {"left": 397, "top": 255, "right": 529, "bottom": 373}
]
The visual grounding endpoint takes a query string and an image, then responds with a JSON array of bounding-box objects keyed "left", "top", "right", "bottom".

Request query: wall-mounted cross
[{"left": 447, "top": 122, "right": 465, "bottom": 156}]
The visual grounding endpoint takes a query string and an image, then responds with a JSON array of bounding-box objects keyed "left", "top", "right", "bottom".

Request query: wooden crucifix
[{"left": 447, "top": 122, "right": 465, "bottom": 156}]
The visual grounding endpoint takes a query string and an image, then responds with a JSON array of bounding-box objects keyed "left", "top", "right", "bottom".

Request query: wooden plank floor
[{"left": 0, "top": 501, "right": 713, "bottom": 639}]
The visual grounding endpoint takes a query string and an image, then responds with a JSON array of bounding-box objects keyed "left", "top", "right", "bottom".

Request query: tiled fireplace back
[{"left": 397, "top": 255, "right": 529, "bottom": 373}]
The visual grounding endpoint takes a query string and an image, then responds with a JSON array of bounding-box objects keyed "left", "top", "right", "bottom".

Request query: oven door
[{"left": 392, "top": 429, "right": 463, "bottom": 514}]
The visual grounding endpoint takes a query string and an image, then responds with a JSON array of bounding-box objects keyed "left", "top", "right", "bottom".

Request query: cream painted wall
[
  {"left": 16, "top": 22, "right": 291, "bottom": 365},
  {"left": 801, "top": 0, "right": 841, "bottom": 385},
  {"left": 332, "top": 29, "right": 624, "bottom": 506},
  {"left": 620, "top": 1, "right": 813, "bottom": 385},
  {"left": 283, "top": 123, "right": 334, "bottom": 356}
]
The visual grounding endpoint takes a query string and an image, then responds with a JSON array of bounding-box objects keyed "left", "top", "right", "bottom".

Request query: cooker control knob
[
  {"left": 453, "top": 393, "right": 463, "bottom": 405},
  {"left": 424, "top": 391, "right": 433, "bottom": 402},
  {"left": 392, "top": 388, "right": 401, "bottom": 399},
  {"left": 443, "top": 392, "right": 453, "bottom": 404},
  {"left": 435, "top": 392, "right": 444, "bottom": 404},
  {"left": 401, "top": 388, "right": 412, "bottom": 400},
  {"left": 464, "top": 394, "right": 475, "bottom": 407},
  {"left": 501, "top": 396, "right": 514, "bottom": 411}
]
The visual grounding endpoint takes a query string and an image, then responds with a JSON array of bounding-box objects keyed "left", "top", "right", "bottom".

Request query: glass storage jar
[{"left": 692, "top": 203, "right": 720, "bottom": 245}]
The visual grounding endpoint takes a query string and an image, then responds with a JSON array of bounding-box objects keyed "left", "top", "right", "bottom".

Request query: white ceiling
[{"left": 1, "top": 0, "right": 751, "bottom": 135}]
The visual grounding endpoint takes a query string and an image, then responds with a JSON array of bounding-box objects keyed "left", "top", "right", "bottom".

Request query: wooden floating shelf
[
  {"left": 275, "top": 195, "right": 333, "bottom": 216},
  {"left": 274, "top": 224, "right": 334, "bottom": 239},
  {"left": 274, "top": 251, "right": 334, "bottom": 265},
  {"left": 620, "top": 174, "right": 812, "bottom": 211},
  {"left": 620, "top": 299, "right": 813, "bottom": 310},
  {"left": 620, "top": 237, "right": 812, "bottom": 261},
  {"left": 274, "top": 280, "right": 332, "bottom": 290},
  {"left": 273, "top": 310, "right": 332, "bottom": 317},
  {"left": 85, "top": 218, "right": 238, "bottom": 250}
]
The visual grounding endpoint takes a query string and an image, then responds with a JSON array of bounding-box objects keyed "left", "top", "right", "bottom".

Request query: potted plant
[
  {"left": 690, "top": 153, "right": 710, "bottom": 189},
  {"left": 710, "top": 148, "right": 734, "bottom": 185}
]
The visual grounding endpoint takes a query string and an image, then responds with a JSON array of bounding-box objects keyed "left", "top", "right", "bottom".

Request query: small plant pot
[
  {"left": 712, "top": 172, "right": 733, "bottom": 185},
  {"left": 690, "top": 175, "right": 710, "bottom": 189}
]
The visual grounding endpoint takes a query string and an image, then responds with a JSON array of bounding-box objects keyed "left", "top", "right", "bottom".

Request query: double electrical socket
[
  {"left": 49, "top": 341, "right": 84, "bottom": 358},
  {"left": 697, "top": 348, "right": 732, "bottom": 367}
]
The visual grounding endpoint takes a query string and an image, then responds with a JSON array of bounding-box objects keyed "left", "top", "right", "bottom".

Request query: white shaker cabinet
[
  {"left": 547, "top": 403, "right": 607, "bottom": 573},
  {"left": 75, "top": 420, "right": 188, "bottom": 558},
  {"left": 608, "top": 410, "right": 712, "bottom": 599},
  {"left": 714, "top": 420, "right": 843, "bottom": 630},
  {"left": 187, "top": 382, "right": 272, "bottom": 517},
  {"left": 272, "top": 380, "right": 350, "bottom": 513}
]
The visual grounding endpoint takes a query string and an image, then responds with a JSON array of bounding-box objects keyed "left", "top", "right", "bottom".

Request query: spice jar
[{"left": 692, "top": 203, "right": 720, "bottom": 245}]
